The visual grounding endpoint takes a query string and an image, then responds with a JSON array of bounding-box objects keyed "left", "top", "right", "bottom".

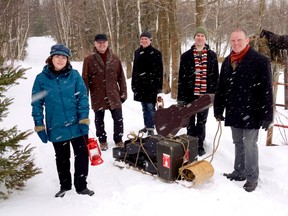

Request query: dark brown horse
[{"left": 260, "top": 29, "right": 288, "bottom": 61}]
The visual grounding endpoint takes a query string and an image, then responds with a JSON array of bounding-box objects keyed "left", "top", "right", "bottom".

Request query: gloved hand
[
  {"left": 177, "top": 101, "right": 185, "bottom": 107},
  {"left": 215, "top": 115, "right": 225, "bottom": 121},
  {"left": 37, "top": 130, "right": 48, "bottom": 143},
  {"left": 34, "top": 121, "right": 48, "bottom": 143},
  {"left": 261, "top": 120, "right": 272, "bottom": 131},
  {"left": 79, "top": 118, "right": 89, "bottom": 135},
  {"left": 120, "top": 96, "right": 126, "bottom": 103}
]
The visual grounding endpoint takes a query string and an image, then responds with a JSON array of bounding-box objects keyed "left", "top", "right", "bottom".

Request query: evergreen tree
[{"left": 0, "top": 57, "right": 41, "bottom": 199}]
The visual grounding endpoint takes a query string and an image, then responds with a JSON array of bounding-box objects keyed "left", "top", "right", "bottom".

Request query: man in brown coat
[{"left": 82, "top": 34, "right": 127, "bottom": 151}]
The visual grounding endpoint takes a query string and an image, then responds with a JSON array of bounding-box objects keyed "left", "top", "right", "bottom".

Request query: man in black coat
[
  {"left": 132, "top": 31, "right": 163, "bottom": 136},
  {"left": 214, "top": 28, "right": 273, "bottom": 192},
  {"left": 177, "top": 26, "right": 219, "bottom": 156}
]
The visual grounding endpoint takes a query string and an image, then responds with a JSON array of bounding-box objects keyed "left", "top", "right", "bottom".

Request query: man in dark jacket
[
  {"left": 132, "top": 31, "right": 163, "bottom": 136},
  {"left": 177, "top": 26, "right": 219, "bottom": 156},
  {"left": 214, "top": 28, "right": 273, "bottom": 192},
  {"left": 82, "top": 34, "right": 127, "bottom": 151}
]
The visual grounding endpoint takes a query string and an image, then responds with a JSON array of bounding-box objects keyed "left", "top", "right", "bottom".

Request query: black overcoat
[
  {"left": 131, "top": 45, "right": 163, "bottom": 103},
  {"left": 214, "top": 47, "right": 273, "bottom": 129}
]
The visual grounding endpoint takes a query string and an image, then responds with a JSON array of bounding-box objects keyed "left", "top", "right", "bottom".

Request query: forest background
[{"left": 1, "top": 0, "right": 288, "bottom": 98}]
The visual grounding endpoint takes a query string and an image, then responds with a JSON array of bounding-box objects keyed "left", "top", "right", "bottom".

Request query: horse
[
  {"left": 260, "top": 29, "right": 288, "bottom": 61},
  {"left": 249, "top": 34, "right": 271, "bottom": 59}
]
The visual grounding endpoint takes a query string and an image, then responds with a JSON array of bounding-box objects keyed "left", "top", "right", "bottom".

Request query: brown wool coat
[{"left": 82, "top": 48, "right": 127, "bottom": 111}]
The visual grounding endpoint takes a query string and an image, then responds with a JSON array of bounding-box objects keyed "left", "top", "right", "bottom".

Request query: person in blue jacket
[{"left": 31, "top": 44, "right": 94, "bottom": 198}]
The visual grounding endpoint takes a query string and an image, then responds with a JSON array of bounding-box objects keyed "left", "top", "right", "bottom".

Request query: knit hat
[
  {"left": 140, "top": 31, "right": 152, "bottom": 39},
  {"left": 95, "top": 34, "right": 108, "bottom": 42},
  {"left": 50, "top": 43, "right": 71, "bottom": 57},
  {"left": 194, "top": 26, "right": 208, "bottom": 39}
]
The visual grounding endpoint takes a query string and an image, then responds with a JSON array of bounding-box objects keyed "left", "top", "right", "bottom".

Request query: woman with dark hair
[{"left": 31, "top": 44, "right": 94, "bottom": 198}]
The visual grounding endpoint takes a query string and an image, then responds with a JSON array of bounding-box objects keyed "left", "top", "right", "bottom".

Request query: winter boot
[
  {"left": 55, "top": 189, "right": 70, "bottom": 198},
  {"left": 77, "top": 188, "right": 95, "bottom": 196},
  {"left": 243, "top": 181, "right": 258, "bottom": 192},
  {"left": 147, "top": 128, "right": 155, "bottom": 136},
  {"left": 223, "top": 172, "right": 246, "bottom": 181},
  {"left": 139, "top": 127, "right": 147, "bottom": 133},
  {"left": 198, "top": 146, "right": 206, "bottom": 156},
  {"left": 197, "top": 140, "right": 206, "bottom": 156},
  {"left": 100, "top": 142, "right": 108, "bottom": 151}
]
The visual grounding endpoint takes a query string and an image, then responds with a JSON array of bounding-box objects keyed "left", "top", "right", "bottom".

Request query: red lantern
[{"left": 87, "top": 138, "right": 104, "bottom": 166}]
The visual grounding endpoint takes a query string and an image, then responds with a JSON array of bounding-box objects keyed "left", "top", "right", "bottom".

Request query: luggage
[
  {"left": 157, "top": 134, "right": 198, "bottom": 182},
  {"left": 113, "top": 135, "right": 163, "bottom": 174}
]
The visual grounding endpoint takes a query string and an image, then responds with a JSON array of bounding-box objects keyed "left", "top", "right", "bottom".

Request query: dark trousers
[
  {"left": 94, "top": 108, "right": 123, "bottom": 143},
  {"left": 231, "top": 127, "right": 259, "bottom": 183},
  {"left": 141, "top": 102, "right": 156, "bottom": 129},
  {"left": 187, "top": 108, "right": 209, "bottom": 148},
  {"left": 52, "top": 135, "right": 89, "bottom": 192}
]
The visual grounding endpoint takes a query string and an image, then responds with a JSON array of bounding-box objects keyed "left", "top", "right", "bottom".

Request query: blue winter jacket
[{"left": 31, "top": 65, "right": 89, "bottom": 142}]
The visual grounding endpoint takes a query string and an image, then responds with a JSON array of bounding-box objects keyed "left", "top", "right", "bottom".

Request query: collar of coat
[
  {"left": 191, "top": 43, "right": 210, "bottom": 51},
  {"left": 93, "top": 47, "right": 112, "bottom": 68},
  {"left": 43, "top": 65, "right": 72, "bottom": 78}
]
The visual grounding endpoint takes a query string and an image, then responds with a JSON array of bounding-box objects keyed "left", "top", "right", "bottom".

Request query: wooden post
[
  {"left": 284, "top": 50, "right": 288, "bottom": 109},
  {"left": 267, "top": 62, "right": 278, "bottom": 146}
]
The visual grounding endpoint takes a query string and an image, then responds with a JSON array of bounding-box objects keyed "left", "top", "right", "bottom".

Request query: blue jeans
[
  {"left": 141, "top": 102, "right": 156, "bottom": 129},
  {"left": 231, "top": 127, "right": 259, "bottom": 183}
]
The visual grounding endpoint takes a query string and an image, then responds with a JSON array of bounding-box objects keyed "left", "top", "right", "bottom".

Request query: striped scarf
[{"left": 193, "top": 47, "right": 208, "bottom": 95}]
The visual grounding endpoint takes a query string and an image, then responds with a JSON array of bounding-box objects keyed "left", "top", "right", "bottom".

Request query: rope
[
  {"left": 178, "top": 120, "right": 222, "bottom": 182},
  {"left": 201, "top": 120, "right": 222, "bottom": 163},
  {"left": 125, "top": 131, "right": 158, "bottom": 172}
]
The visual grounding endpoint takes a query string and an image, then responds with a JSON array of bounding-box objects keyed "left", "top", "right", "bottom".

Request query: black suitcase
[
  {"left": 126, "top": 135, "right": 163, "bottom": 162},
  {"left": 157, "top": 134, "right": 198, "bottom": 182}
]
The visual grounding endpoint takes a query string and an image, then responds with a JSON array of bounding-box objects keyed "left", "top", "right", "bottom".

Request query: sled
[
  {"left": 112, "top": 94, "right": 216, "bottom": 187},
  {"left": 154, "top": 94, "right": 214, "bottom": 137}
]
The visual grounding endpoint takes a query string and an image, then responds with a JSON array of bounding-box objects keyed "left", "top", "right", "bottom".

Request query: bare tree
[
  {"left": 195, "top": 0, "right": 205, "bottom": 26},
  {"left": 169, "top": 0, "right": 181, "bottom": 99},
  {"left": 159, "top": 0, "right": 171, "bottom": 94}
]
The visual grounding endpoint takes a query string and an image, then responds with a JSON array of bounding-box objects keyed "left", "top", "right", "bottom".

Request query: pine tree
[{"left": 0, "top": 56, "right": 41, "bottom": 199}]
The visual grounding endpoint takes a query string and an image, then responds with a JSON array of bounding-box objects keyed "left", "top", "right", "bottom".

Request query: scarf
[
  {"left": 230, "top": 44, "right": 250, "bottom": 70},
  {"left": 98, "top": 49, "right": 108, "bottom": 66},
  {"left": 193, "top": 46, "right": 208, "bottom": 95}
]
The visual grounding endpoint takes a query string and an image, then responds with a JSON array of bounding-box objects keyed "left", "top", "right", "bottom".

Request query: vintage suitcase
[
  {"left": 126, "top": 135, "right": 163, "bottom": 162},
  {"left": 157, "top": 134, "right": 198, "bottom": 182}
]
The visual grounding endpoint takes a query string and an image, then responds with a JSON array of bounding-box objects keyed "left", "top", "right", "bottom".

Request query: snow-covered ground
[{"left": 1, "top": 36, "right": 288, "bottom": 216}]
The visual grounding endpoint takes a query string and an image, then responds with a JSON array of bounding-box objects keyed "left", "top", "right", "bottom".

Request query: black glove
[
  {"left": 215, "top": 115, "right": 225, "bottom": 121},
  {"left": 177, "top": 101, "right": 185, "bottom": 107},
  {"left": 261, "top": 120, "right": 272, "bottom": 131},
  {"left": 120, "top": 96, "right": 126, "bottom": 103}
]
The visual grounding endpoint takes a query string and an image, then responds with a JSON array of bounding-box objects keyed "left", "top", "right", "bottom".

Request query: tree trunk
[
  {"left": 159, "top": 0, "right": 170, "bottom": 94},
  {"left": 169, "top": 0, "right": 180, "bottom": 99},
  {"left": 195, "top": 0, "right": 205, "bottom": 27}
]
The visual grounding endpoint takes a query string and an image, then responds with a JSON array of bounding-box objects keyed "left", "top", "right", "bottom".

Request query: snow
[{"left": 1, "top": 36, "right": 288, "bottom": 216}]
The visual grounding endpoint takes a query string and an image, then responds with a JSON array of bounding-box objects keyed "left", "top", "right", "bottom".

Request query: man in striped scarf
[{"left": 177, "top": 26, "right": 219, "bottom": 156}]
